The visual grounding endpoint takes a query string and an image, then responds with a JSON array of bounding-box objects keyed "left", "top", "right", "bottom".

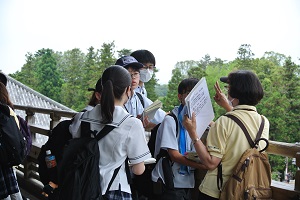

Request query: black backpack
[
  {"left": 58, "top": 122, "right": 122, "bottom": 200},
  {"left": 0, "top": 103, "right": 27, "bottom": 166},
  {"left": 38, "top": 119, "right": 73, "bottom": 185},
  {"left": 17, "top": 115, "right": 32, "bottom": 157},
  {"left": 132, "top": 113, "right": 178, "bottom": 199}
]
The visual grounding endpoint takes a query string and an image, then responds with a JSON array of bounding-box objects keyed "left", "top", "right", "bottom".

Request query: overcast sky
[{"left": 0, "top": 0, "right": 299, "bottom": 84}]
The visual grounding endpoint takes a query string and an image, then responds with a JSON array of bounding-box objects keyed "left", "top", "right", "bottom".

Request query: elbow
[
  {"left": 132, "top": 163, "right": 145, "bottom": 175},
  {"left": 205, "top": 164, "right": 217, "bottom": 170}
]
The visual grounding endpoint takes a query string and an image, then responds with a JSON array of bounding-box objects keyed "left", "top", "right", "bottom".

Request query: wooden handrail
[{"left": 13, "top": 105, "right": 300, "bottom": 199}]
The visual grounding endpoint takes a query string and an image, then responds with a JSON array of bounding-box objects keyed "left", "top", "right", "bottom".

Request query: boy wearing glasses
[
  {"left": 130, "top": 50, "right": 156, "bottom": 98},
  {"left": 115, "top": 56, "right": 165, "bottom": 130}
]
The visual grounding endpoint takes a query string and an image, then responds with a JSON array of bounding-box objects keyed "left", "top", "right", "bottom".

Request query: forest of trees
[{"left": 9, "top": 42, "right": 300, "bottom": 181}]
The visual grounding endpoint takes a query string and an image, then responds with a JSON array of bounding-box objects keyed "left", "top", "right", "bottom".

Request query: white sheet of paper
[{"left": 185, "top": 77, "right": 214, "bottom": 138}]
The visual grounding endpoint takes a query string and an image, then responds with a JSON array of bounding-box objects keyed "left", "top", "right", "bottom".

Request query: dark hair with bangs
[
  {"left": 130, "top": 50, "right": 156, "bottom": 66},
  {"left": 228, "top": 70, "right": 264, "bottom": 106},
  {"left": 178, "top": 78, "right": 199, "bottom": 94}
]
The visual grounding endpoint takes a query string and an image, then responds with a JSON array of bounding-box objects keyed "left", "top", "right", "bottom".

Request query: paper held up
[
  {"left": 185, "top": 77, "right": 214, "bottom": 138},
  {"left": 142, "top": 100, "right": 162, "bottom": 121}
]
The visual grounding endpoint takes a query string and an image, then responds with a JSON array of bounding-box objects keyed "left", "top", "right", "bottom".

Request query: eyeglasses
[
  {"left": 130, "top": 72, "right": 140, "bottom": 78},
  {"left": 143, "top": 64, "right": 155, "bottom": 71}
]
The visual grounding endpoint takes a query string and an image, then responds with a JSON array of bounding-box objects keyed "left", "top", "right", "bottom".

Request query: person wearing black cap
[
  {"left": 183, "top": 70, "right": 270, "bottom": 199},
  {"left": 115, "top": 56, "right": 165, "bottom": 131}
]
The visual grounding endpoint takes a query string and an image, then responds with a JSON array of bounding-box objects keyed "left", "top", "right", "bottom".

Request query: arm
[
  {"left": 214, "top": 81, "right": 232, "bottom": 112},
  {"left": 167, "top": 149, "right": 209, "bottom": 170},
  {"left": 131, "top": 162, "right": 145, "bottom": 175},
  {"left": 183, "top": 113, "right": 221, "bottom": 170}
]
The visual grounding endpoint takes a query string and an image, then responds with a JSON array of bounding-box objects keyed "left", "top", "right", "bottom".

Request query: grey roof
[{"left": 5, "top": 72, "right": 76, "bottom": 129}]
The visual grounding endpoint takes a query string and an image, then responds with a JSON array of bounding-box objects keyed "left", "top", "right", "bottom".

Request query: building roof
[{"left": 5, "top": 72, "right": 76, "bottom": 129}]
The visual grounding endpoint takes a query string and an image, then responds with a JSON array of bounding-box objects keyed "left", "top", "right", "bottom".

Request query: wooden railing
[{"left": 14, "top": 105, "right": 300, "bottom": 200}]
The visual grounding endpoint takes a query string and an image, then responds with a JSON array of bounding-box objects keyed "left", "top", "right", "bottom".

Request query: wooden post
[
  {"left": 294, "top": 152, "right": 300, "bottom": 191},
  {"left": 25, "top": 108, "right": 35, "bottom": 139}
]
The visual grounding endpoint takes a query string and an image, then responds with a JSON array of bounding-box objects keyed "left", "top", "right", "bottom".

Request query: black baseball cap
[
  {"left": 220, "top": 76, "right": 228, "bottom": 83},
  {"left": 115, "top": 56, "right": 143, "bottom": 69}
]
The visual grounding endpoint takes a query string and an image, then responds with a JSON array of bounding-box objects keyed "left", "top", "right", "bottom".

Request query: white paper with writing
[{"left": 185, "top": 77, "right": 214, "bottom": 138}]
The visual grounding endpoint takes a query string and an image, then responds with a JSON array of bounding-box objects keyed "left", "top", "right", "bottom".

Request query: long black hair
[{"left": 100, "top": 65, "right": 131, "bottom": 123}]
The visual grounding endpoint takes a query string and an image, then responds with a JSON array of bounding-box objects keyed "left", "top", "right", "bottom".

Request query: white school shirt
[
  {"left": 69, "top": 105, "right": 94, "bottom": 138},
  {"left": 78, "top": 105, "right": 151, "bottom": 195},
  {"left": 134, "top": 84, "right": 147, "bottom": 98},
  {"left": 151, "top": 107, "right": 195, "bottom": 188},
  {"left": 124, "top": 91, "right": 165, "bottom": 125}
]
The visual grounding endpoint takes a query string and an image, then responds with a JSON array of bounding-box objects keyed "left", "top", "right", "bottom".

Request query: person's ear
[
  {"left": 178, "top": 94, "right": 183, "bottom": 103},
  {"left": 126, "top": 86, "right": 132, "bottom": 96},
  {"left": 95, "top": 92, "right": 101, "bottom": 101}
]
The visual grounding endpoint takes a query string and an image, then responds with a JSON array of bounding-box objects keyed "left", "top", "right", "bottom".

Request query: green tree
[
  {"left": 162, "top": 67, "right": 184, "bottom": 112},
  {"left": 117, "top": 48, "right": 132, "bottom": 57},
  {"left": 34, "top": 48, "right": 62, "bottom": 102},
  {"left": 60, "top": 48, "right": 86, "bottom": 110},
  {"left": 10, "top": 52, "right": 37, "bottom": 88},
  {"left": 98, "top": 41, "right": 116, "bottom": 72},
  {"left": 236, "top": 44, "right": 255, "bottom": 69}
]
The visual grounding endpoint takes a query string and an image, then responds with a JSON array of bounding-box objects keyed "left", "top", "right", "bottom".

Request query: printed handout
[{"left": 185, "top": 77, "right": 214, "bottom": 138}]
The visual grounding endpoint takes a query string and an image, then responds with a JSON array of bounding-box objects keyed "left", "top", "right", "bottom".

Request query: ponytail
[
  {"left": 100, "top": 80, "right": 114, "bottom": 123},
  {"left": 100, "top": 66, "right": 131, "bottom": 124}
]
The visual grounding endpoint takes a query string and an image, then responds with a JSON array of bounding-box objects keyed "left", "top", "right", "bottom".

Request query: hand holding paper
[
  {"left": 185, "top": 77, "right": 214, "bottom": 138},
  {"left": 142, "top": 100, "right": 162, "bottom": 121}
]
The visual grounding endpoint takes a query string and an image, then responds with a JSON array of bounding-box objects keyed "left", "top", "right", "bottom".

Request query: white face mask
[{"left": 139, "top": 69, "right": 153, "bottom": 83}]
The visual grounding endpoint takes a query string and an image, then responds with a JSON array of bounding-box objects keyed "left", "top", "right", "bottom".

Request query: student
[
  {"left": 115, "top": 56, "right": 165, "bottom": 130},
  {"left": 183, "top": 70, "right": 270, "bottom": 199},
  {"left": 130, "top": 50, "right": 156, "bottom": 98},
  {"left": 69, "top": 78, "right": 102, "bottom": 138},
  {"left": 77, "top": 66, "right": 151, "bottom": 199},
  {"left": 0, "top": 81, "right": 23, "bottom": 200},
  {"left": 151, "top": 78, "right": 206, "bottom": 200}
]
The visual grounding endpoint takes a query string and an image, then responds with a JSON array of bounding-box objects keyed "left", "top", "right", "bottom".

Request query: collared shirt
[
  {"left": 124, "top": 91, "right": 165, "bottom": 125},
  {"left": 152, "top": 106, "right": 195, "bottom": 189},
  {"left": 69, "top": 105, "right": 94, "bottom": 138},
  {"left": 199, "top": 105, "right": 270, "bottom": 198},
  {"left": 78, "top": 105, "right": 151, "bottom": 195},
  {"left": 134, "top": 84, "right": 147, "bottom": 98}
]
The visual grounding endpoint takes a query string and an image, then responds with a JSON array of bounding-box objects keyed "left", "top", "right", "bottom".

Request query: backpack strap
[
  {"left": 156, "top": 113, "right": 178, "bottom": 160},
  {"left": 136, "top": 92, "right": 145, "bottom": 108},
  {"left": 224, "top": 114, "right": 265, "bottom": 148},
  {"left": 217, "top": 114, "right": 266, "bottom": 191},
  {"left": 94, "top": 125, "right": 115, "bottom": 141}
]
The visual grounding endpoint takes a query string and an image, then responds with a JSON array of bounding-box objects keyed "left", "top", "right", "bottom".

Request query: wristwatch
[{"left": 192, "top": 137, "right": 200, "bottom": 145}]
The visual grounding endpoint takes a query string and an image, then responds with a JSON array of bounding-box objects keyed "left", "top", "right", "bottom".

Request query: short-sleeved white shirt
[
  {"left": 134, "top": 84, "right": 147, "bottom": 98},
  {"left": 69, "top": 105, "right": 94, "bottom": 138},
  {"left": 151, "top": 106, "right": 195, "bottom": 188},
  {"left": 78, "top": 105, "right": 151, "bottom": 195},
  {"left": 124, "top": 91, "right": 165, "bottom": 125}
]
